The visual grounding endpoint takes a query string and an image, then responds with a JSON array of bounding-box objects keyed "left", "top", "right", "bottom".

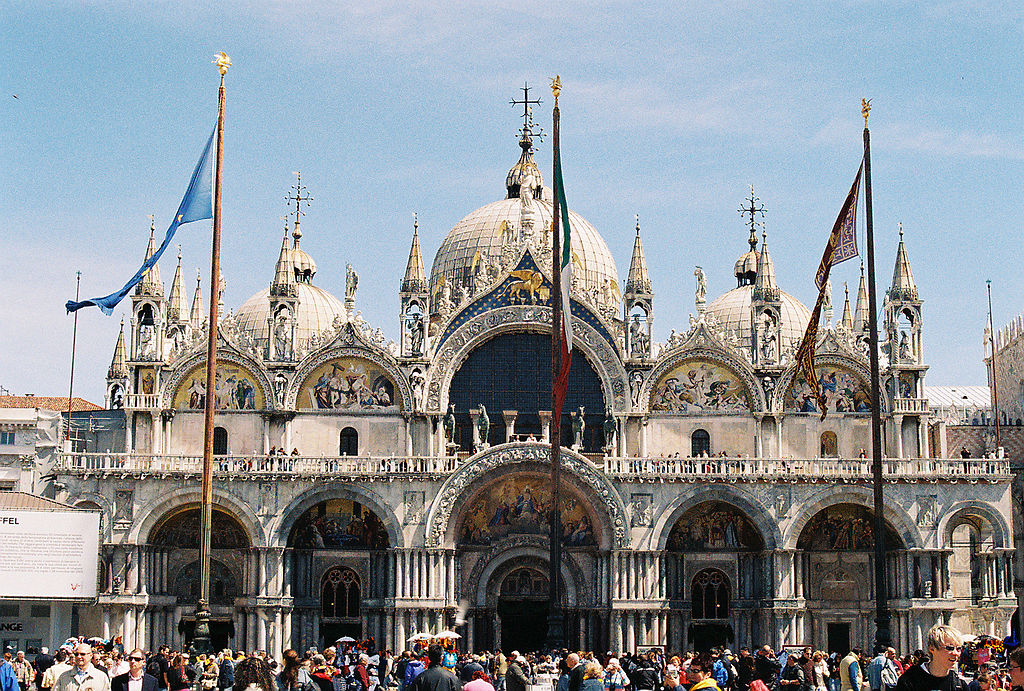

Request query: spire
[
  {"left": 854, "top": 262, "right": 870, "bottom": 332},
  {"left": 167, "top": 247, "right": 188, "bottom": 322},
  {"left": 506, "top": 84, "right": 545, "bottom": 199},
  {"left": 271, "top": 222, "right": 297, "bottom": 296},
  {"left": 402, "top": 214, "right": 427, "bottom": 293},
  {"left": 890, "top": 222, "right": 919, "bottom": 301},
  {"left": 136, "top": 217, "right": 163, "bottom": 296},
  {"left": 625, "top": 215, "right": 652, "bottom": 296},
  {"left": 107, "top": 319, "right": 129, "bottom": 379},
  {"left": 841, "top": 282, "right": 854, "bottom": 331},
  {"left": 752, "top": 231, "right": 780, "bottom": 301},
  {"left": 190, "top": 269, "right": 205, "bottom": 330}
]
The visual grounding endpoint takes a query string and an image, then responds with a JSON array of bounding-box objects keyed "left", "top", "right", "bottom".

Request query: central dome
[
  {"left": 235, "top": 283, "right": 346, "bottom": 351},
  {"left": 429, "top": 196, "right": 620, "bottom": 316},
  {"left": 706, "top": 285, "right": 811, "bottom": 353}
]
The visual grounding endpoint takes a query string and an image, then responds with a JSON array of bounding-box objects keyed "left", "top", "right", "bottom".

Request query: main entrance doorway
[
  {"left": 498, "top": 568, "right": 550, "bottom": 652},
  {"left": 688, "top": 623, "right": 732, "bottom": 651}
]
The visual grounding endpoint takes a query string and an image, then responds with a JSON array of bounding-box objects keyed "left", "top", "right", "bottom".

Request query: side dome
[
  {"left": 705, "top": 285, "right": 812, "bottom": 353},
  {"left": 234, "top": 283, "right": 346, "bottom": 351},
  {"left": 428, "top": 197, "right": 620, "bottom": 316}
]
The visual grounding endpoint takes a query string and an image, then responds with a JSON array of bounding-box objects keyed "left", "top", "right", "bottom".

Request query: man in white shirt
[
  {"left": 42, "top": 651, "right": 73, "bottom": 690},
  {"left": 52, "top": 644, "right": 111, "bottom": 691}
]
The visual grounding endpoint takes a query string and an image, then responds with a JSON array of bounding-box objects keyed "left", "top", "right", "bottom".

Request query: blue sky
[{"left": 2, "top": 1, "right": 1022, "bottom": 404}]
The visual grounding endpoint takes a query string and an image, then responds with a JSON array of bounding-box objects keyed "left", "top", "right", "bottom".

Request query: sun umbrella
[
  {"left": 336, "top": 636, "right": 357, "bottom": 643},
  {"left": 435, "top": 631, "right": 461, "bottom": 639}
]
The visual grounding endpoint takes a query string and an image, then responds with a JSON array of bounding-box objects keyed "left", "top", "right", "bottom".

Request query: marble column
[
  {"left": 539, "top": 411, "right": 551, "bottom": 443},
  {"left": 257, "top": 608, "right": 268, "bottom": 652},
  {"left": 502, "top": 410, "right": 518, "bottom": 442}
]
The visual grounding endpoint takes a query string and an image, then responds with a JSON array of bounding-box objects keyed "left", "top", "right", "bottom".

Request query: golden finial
[
  {"left": 214, "top": 52, "right": 231, "bottom": 76},
  {"left": 861, "top": 98, "right": 872, "bottom": 126},
  {"left": 550, "top": 75, "right": 562, "bottom": 107}
]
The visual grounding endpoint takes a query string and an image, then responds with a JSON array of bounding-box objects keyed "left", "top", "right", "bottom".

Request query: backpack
[{"left": 880, "top": 665, "right": 898, "bottom": 690}]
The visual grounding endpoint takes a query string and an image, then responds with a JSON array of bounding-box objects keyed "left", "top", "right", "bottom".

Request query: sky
[{"left": 2, "top": 1, "right": 1023, "bottom": 405}]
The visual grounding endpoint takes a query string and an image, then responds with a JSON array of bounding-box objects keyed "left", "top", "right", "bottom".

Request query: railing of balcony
[
  {"left": 602, "top": 456, "right": 1010, "bottom": 480},
  {"left": 55, "top": 453, "right": 460, "bottom": 475}
]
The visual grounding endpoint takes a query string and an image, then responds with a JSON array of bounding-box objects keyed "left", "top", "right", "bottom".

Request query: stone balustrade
[
  {"left": 54, "top": 451, "right": 1009, "bottom": 481},
  {"left": 602, "top": 456, "right": 1010, "bottom": 481},
  {"left": 55, "top": 452, "right": 459, "bottom": 476}
]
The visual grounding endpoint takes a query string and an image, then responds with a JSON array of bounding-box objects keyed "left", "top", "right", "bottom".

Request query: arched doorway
[
  {"left": 498, "top": 567, "right": 550, "bottom": 653},
  {"left": 286, "top": 497, "right": 391, "bottom": 647},
  {"left": 665, "top": 501, "right": 765, "bottom": 650},
  {"left": 448, "top": 332, "right": 606, "bottom": 451},
  {"left": 149, "top": 506, "right": 250, "bottom": 650}
]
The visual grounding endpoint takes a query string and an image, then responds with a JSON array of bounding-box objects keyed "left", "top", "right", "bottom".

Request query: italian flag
[{"left": 552, "top": 135, "right": 573, "bottom": 422}]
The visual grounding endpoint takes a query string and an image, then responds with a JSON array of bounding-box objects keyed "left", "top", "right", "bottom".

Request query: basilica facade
[{"left": 53, "top": 121, "right": 1016, "bottom": 657}]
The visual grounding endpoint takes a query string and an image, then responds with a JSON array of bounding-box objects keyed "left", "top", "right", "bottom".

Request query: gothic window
[
  {"left": 692, "top": 568, "right": 729, "bottom": 620},
  {"left": 691, "top": 429, "right": 711, "bottom": 457},
  {"left": 820, "top": 431, "right": 838, "bottom": 458},
  {"left": 321, "top": 567, "right": 360, "bottom": 619},
  {"left": 213, "top": 426, "right": 228, "bottom": 455},
  {"left": 139, "top": 304, "right": 155, "bottom": 326},
  {"left": 340, "top": 427, "right": 358, "bottom": 456}
]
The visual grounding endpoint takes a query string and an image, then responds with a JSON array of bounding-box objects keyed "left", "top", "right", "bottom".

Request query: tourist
[
  {"left": 53, "top": 644, "right": 111, "bottom": 691},
  {"left": 111, "top": 649, "right": 158, "bottom": 691},
  {"left": 688, "top": 654, "right": 720, "bottom": 691},
  {"left": 35, "top": 648, "right": 55, "bottom": 691},
  {"left": 894, "top": 625, "right": 967, "bottom": 691},
  {"left": 12, "top": 652, "right": 33, "bottom": 691},
  {"left": 505, "top": 656, "right": 529, "bottom": 691},
  {"left": 233, "top": 658, "right": 275, "bottom": 691},
  {"left": 165, "top": 656, "right": 193, "bottom": 691},
  {"left": 277, "top": 650, "right": 314, "bottom": 691},
  {"left": 604, "top": 659, "right": 629, "bottom": 691},
  {"left": 809, "top": 653, "right": 829, "bottom": 691},
  {"left": 408, "top": 646, "right": 459, "bottom": 691},
  {"left": 756, "top": 647, "right": 781, "bottom": 691},
  {"left": 664, "top": 657, "right": 680, "bottom": 690},
  {"left": 219, "top": 651, "right": 236, "bottom": 691},
  {"left": 736, "top": 650, "right": 755, "bottom": 691},
  {"left": 779, "top": 656, "right": 805, "bottom": 691},
  {"left": 838, "top": 649, "right": 861, "bottom": 691},
  {"left": 1006, "top": 648, "right": 1024, "bottom": 691},
  {"left": 465, "top": 670, "right": 495, "bottom": 691},
  {"left": 581, "top": 663, "right": 604, "bottom": 691},
  {"left": 461, "top": 657, "right": 485, "bottom": 684},
  {"left": 42, "top": 652, "right": 72, "bottom": 691},
  {"left": 147, "top": 646, "right": 171, "bottom": 691},
  {"left": 568, "top": 654, "right": 585, "bottom": 691}
]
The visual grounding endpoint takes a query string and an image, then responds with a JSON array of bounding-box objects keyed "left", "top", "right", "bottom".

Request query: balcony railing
[
  {"left": 55, "top": 453, "right": 459, "bottom": 476},
  {"left": 53, "top": 453, "right": 1011, "bottom": 482},
  {"left": 602, "top": 456, "right": 1010, "bottom": 480},
  {"left": 893, "top": 397, "right": 930, "bottom": 414},
  {"left": 126, "top": 393, "right": 160, "bottom": 409}
]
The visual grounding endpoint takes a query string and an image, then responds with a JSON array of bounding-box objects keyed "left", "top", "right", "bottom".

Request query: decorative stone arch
[
  {"left": 772, "top": 354, "right": 885, "bottom": 414},
  {"left": 424, "top": 306, "right": 629, "bottom": 415},
  {"left": 641, "top": 346, "right": 765, "bottom": 414},
  {"left": 424, "top": 442, "right": 628, "bottom": 548},
  {"left": 271, "top": 484, "right": 404, "bottom": 549},
  {"left": 651, "top": 486, "right": 780, "bottom": 551},
  {"left": 160, "top": 349, "right": 275, "bottom": 411},
  {"left": 782, "top": 486, "right": 921, "bottom": 550},
  {"left": 128, "top": 487, "right": 265, "bottom": 547},
  {"left": 938, "top": 501, "right": 1011, "bottom": 550},
  {"left": 286, "top": 345, "right": 413, "bottom": 412},
  {"left": 464, "top": 537, "right": 587, "bottom": 608},
  {"left": 71, "top": 492, "right": 113, "bottom": 542}
]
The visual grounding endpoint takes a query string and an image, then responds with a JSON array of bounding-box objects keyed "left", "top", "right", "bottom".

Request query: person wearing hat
[
  {"left": 604, "top": 659, "right": 629, "bottom": 691},
  {"left": 505, "top": 657, "right": 529, "bottom": 691}
]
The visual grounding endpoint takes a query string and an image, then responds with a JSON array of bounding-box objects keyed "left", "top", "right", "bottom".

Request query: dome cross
[
  {"left": 510, "top": 82, "right": 544, "bottom": 147},
  {"left": 286, "top": 171, "right": 313, "bottom": 242},
  {"left": 738, "top": 185, "right": 766, "bottom": 250}
]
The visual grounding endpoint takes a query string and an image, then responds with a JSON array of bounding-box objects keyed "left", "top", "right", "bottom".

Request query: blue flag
[{"left": 66, "top": 126, "right": 216, "bottom": 315}]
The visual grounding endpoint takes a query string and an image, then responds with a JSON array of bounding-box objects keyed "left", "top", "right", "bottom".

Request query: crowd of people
[{"left": 1, "top": 625, "right": 1020, "bottom": 691}]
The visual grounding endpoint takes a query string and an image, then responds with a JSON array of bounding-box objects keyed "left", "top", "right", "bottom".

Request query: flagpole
[
  {"left": 987, "top": 280, "right": 1001, "bottom": 448},
  {"left": 863, "top": 99, "right": 890, "bottom": 652},
  {"left": 194, "top": 51, "right": 230, "bottom": 655},
  {"left": 64, "top": 271, "right": 82, "bottom": 449},
  {"left": 547, "top": 77, "right": 565, "bottom": 650}
]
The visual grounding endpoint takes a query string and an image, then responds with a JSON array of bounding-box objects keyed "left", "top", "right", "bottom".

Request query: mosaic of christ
[{"left": 458, "top": 473, "right": 597, "bottom": 547}]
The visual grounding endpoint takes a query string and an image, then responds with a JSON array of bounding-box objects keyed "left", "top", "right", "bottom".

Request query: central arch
[{"left": 424, "top": 441, "right": 628, "bottom": 548}]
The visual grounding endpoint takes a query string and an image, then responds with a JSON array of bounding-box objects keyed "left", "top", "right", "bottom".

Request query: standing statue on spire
[
  {"left": 345, "top": 264, "right": 358, "bottom": 305},
  {"left": 695, "top": 266, "right": 707, "bottom": 302}
]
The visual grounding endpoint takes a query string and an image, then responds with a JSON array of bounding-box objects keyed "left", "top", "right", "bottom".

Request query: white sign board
[{"left": 0, "top": 510, "right": 100, "bottom": 598}]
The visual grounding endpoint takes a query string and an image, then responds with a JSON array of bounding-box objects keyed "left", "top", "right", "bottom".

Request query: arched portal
[
  {"left": 149, "top": 506, "right": 251, "bottom": 650},
  {"left": 287, "top": 499, "right": 391, "bottom": 550},
  {"left": 497, "top": 567, "right": 550, "bottom": 653},
  {"left": 448, "top": 332, "right": 606, "bottom": 451}
]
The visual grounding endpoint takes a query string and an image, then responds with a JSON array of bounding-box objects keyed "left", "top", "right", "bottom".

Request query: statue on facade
[
  {"left": 274, "top": 371, "right": 288, "bottom": 406},
  {"left": 603, "top": 413, "right": 616, "bottom": 451},
  {"left": 273, "top": 307, "right": 291, "bottom": 359},
  {"left": 345, "top": 263, "right": 359, "bottom": 303},
  {"left": 899, "top": 332, "right": 914, "bottom": 361},
  {"left": 572, "top": 406, "right": 586, "bottom": 449},
  {"left": 476, "top": 405, "right": 490, "bottom": 446},
  {"left": 630, "top": 371, "right": 644, "bottom": 408},
  {"left": 410, "top": 369, "right": 425, "bottom": 411},
  {"left": 694, "top": 266, "right": 707, "bottom": 303},
  {"left": 408, "top": 313, "right": 424, "bottom": 355},
  {"left": 443, "top": 404, "right": 456, "bottom": 445},
  {"left": 630, "top": 314, "right": 648, "bottom": 355}
]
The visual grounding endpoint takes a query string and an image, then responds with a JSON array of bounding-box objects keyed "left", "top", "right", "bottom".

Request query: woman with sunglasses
[{"left": 895, "top": 625, "right": 969, "bottom": 691}]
